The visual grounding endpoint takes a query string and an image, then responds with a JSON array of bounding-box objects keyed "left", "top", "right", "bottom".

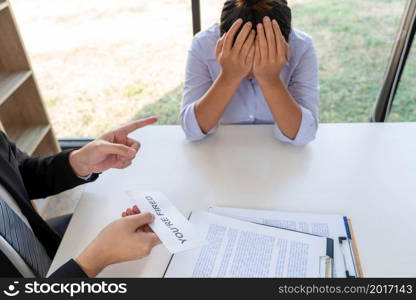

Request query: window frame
[{"left": 372, "top": 0, "right": 416, "bottom": 122}]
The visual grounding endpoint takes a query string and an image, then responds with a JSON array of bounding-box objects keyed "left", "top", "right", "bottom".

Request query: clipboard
[
  {"left": 164, "top": 212, "right": 336, "bottom": 278},
  {"left": 253, "top": 216, "right": 358, "bottom": 278},
  {"left": 206, "top": 206, "right": 362, "bottom": 278},
  {"left": 320, "top": 238, "right": 334, "bottom": 278},
  {"left": 348, "top": 219, "right": 364, "bottom": 277},
  {"left": 339, "top": 217, "right": 364, "bottom": 278}
]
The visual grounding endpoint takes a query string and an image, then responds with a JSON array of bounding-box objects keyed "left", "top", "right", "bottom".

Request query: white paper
[
  {"left": 165, "top": 212, "right": 329, "bottom": 278},
  {"left": 123, "top": 190, "right": 206, "bottom": 254},
  {"left": 208, "top": 206, "right": 357, "bottom": 278}
]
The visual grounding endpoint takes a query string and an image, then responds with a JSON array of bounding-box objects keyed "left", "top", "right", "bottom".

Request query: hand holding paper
[
  {"left": 121, "top": 205, "right": 153, "bottom": 233},
  {"left": 76, "top": 212, "right": 160, "bottom": 277},
  {"left": 124, "top": 190, "right": 206, "bottom": 254}
]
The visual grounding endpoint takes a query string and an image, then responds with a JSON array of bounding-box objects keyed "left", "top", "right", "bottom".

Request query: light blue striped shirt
[{"left": 180, "top": 24, "right": 320, "bottom": 146}]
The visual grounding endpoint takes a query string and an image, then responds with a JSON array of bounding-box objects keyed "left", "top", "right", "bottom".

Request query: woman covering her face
[{"left": 180, "top": 0, "right": 319, "bottom": 146}]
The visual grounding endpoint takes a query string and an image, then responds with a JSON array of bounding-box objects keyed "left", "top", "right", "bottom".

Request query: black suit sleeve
[
  {"left": 6, "top": 134, "right": 98, "bottom": 199},
  {"left": 48, "top": 259, "right": 89, "bottom": 278},
  {"left": 0, "top": 250, "right": 23, "bottom": 277}
]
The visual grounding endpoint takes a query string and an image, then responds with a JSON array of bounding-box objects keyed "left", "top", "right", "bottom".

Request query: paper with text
[
  {"left": 124, "top": 190, "right": 205, "bottom": 254},
  {"left": 165, "top": 212, "right": 329, "bottom": 278},
  {"left": 208, "top": 206, "right": 356, "bottom": 278}
]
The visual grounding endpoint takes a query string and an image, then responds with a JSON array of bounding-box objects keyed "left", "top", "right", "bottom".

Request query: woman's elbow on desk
[
  {"left": 180, "top": 115, "right": 208, "bottom": 142},
  {"left": 292, "top": 133, "right": 317, "bottom": 147},
  {"left": 273, "top": 121, "right": 318, "bottom": 147},
  {"left": 274, "top": 105, "right": 318, "bottom": 146},
  {"left": 180, "top": 105, "right": 203, "bottom": 141},
  {"left": 183, "top": 130, "right": 207, "bottom": 142},
  {"left": 181, "top": 124, "right": 217, "bottom": 142},
  {"left": 180, "top": 104, "right": 221, "bottom": 142}
]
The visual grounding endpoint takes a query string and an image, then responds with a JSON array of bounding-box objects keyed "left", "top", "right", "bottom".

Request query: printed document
[
  {"left": 165, "top": 212, "right": 330, "bottom": 278},
  {"left": 209, "top": 206, "right": 356, "bottom": 278}
]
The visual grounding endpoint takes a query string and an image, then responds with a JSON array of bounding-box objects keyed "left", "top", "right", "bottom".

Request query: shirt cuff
[
  {"left": 181, "top": 102, "right": 218, "bottom": 141},
  {"left": 273, "top": 106, "right": 317, "bottom": 146},
  {"left": 76, "top": 173, "right": 92, "bottom": 181}
]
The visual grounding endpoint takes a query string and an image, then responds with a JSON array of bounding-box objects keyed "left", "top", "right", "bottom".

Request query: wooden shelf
[
  {"left": 0, "top": 71, "right": 31, "bottom": 105},
  {"left": 0, "top": 0, "right": 59, "bottom": 157},
  {"left": 13, "top": 124, "right": 51, "bottom": 155},
  {"left": 32, "top": 129, "right": 59, "bottom": 156},
  {"left": 0, "top": 2, "right": 8, "bottom": 12}
]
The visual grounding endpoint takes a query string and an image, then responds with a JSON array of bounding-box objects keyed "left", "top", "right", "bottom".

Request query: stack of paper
[
  {"left": 165, "top": 211, "right": 332, "bottom": 278},
  {"left": 124, "top": 190, "right": 360, "bottom": 278}
]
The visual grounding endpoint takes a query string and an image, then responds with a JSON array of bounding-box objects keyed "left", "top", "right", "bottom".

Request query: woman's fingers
[
  {"left": 263, "top": 17, "right": 277, "bottom": 59},
  {"left": 215, "top": 35, "right": 225, "bottom": 58},
  {"left": 254, "top": 36, "right": 261, "bottom": 67},
  {"left": 246, "top": 43, "right": 256, "bottom": 66},
  {"left": 224, "top": 19, "right": 243, "bottom": 52},
  {"left": 272, "top": 19, "right": 289, "bottom": 62},
  {"left": 240, "top": 29, "right": 256, "bottom": 59},
  {"left": 272, "top": 19, "right": 286, "bottom": 44},
  {"left": 233, "top": 22, "right": 253, "bottom": 53},
  {"left": 257, "top": 23, "right": 268, "bottom": 62}
]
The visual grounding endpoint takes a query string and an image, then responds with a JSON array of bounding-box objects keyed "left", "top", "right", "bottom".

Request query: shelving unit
[
  {"left": 0, "top": 2, "right": 8, "bottom": 13},
  {"left": 0, "top": 71, "right": 31, "bottom": 105},
  {"left": 0, "top": 0, "right": 59, "bottom": 156}
]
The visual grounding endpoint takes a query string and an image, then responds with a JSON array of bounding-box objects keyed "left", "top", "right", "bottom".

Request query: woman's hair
[{"left": 220, "top": 0, "right": 292, "bottom": 42}]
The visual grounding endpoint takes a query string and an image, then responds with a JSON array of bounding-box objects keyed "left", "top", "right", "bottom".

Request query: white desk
[{"left": 48, "top": 123, "right": 416, "bottom": 277}]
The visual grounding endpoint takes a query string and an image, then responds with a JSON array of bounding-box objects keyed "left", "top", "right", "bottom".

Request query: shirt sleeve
[
  {"left": 180, "top": 37, "right": 218, "bottom": 141},
  {"left": 274, "top": 38, "right": 320, "bottom": 146},
  {"left": 48, "top": 259, "right": 88, "bottom": 278},
  {"left": 10, "top": 137, "right": 99, "bottom": 200}
]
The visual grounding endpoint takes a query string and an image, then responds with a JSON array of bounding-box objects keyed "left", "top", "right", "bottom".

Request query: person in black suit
[{"left": 0, "top": 117, "right": 161, "bottom": 278}]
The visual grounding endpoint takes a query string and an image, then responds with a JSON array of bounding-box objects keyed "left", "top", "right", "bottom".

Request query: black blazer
[{"left": 0, "top": 131, "right": 97, "bottom": 278}]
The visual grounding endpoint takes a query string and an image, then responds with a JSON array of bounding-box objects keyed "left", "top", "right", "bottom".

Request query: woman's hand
[
  {"left": 253, "top": 16, "right": 290, "bottom": 84},
  {"left": 193, "top": 19, "right": 255, "bottom": 134},
  {"left": 216, "top": 19, "right": 256, "bottom": 82},
  {"left": 75, "top": 212, "right": 161, "bottom": 277}
]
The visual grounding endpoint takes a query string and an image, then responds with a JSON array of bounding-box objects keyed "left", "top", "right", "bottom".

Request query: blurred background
[{"left": 10, "top": 0, "right": 416, "bottom": 138}]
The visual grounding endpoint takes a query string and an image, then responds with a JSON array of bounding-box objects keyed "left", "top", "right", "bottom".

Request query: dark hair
[{"left": 220, "top": 0, "right": 292, "bottom": 42}]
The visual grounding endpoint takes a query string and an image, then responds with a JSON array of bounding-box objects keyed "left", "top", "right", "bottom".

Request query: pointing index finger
[{"left": 119, "top": 117, "right": 158, "bottom": 134}]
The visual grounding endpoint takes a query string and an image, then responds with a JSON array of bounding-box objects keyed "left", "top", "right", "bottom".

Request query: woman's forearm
[
  {"left": 195, "top": 72, "right": 241, "bottom": 134},
  {"left": 258, "top": 77, "right": 302, "bottom": 140},
  {"left": 193, "top": 20, "right": 255, "bottom": 135}
]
